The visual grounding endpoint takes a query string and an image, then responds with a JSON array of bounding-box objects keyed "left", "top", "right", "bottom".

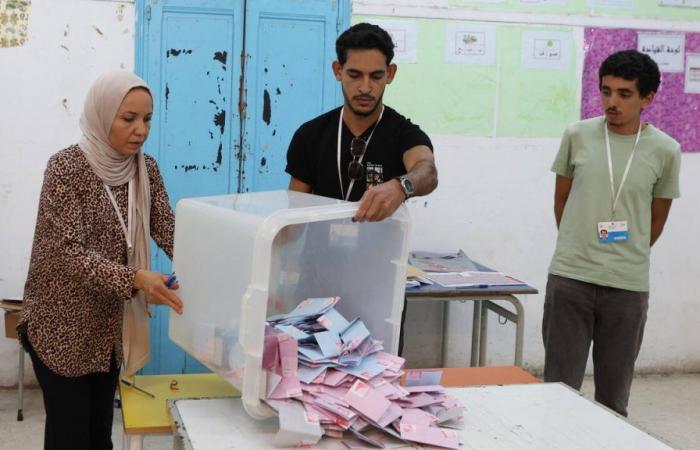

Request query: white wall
[
  {"left": 1, "top": 0, "right": 698, "bottom": 387},
  {"left": 404, "top": 137, "right": 700, "bottom": 374},
  {"left": 0, "top": 0, "right": 136, "bottom": 385}
]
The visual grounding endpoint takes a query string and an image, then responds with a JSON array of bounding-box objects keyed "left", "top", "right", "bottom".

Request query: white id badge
[{"left": 597, "top": 221, "right": 629, "bottom": 243}]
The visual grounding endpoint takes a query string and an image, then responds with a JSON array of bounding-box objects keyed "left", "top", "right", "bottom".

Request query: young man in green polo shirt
[{"left": 543, "top": 50, "right": 681, "bottom": 417}]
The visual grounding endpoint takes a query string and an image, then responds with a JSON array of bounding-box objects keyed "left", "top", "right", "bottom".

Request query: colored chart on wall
[
  {"left": 581, "top": 28, "right": 700, "bottom": 152},
  {"left": 355, "top": 16, "right": 581, "bottom": 138}
]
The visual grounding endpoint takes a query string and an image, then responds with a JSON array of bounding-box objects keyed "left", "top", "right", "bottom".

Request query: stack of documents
[
  {"left": 263, "top": 297, "right": 465, "bottom": 449},
  {"left": 423, "top": 271, "right": 527, "bottom": 288},
  {"left": 409, "top": 250, "right": 477, "bottom": 273}
]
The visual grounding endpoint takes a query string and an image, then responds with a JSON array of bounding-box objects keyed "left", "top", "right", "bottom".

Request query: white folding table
[{"left": 169, "top": 383, "right": 672, "bottom": 449}]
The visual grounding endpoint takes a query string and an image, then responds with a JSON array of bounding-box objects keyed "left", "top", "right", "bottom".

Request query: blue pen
[{"left": 165, "top": 273, "right": 177, "bottom": 288}]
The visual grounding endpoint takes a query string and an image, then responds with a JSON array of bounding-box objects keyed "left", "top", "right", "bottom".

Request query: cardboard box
[{"left": 4, "top": 311, "right": 20, "bottom": 339}]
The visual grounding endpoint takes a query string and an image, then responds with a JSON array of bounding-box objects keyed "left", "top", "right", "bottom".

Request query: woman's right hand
[{"left": 134, "top": 269, "right": 184, "bottom": 315}]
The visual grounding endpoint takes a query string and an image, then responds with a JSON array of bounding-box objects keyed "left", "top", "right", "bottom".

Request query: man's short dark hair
[
  {"left": 599, "top": 50, "right": 660, "bottom": 98},
  {"left": 336, "top": 23, "right": 395, "bottom": 66}
]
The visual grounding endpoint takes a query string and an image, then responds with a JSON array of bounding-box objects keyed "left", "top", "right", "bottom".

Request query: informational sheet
[
  {"left": 0, "top": 0, "right": 31, "bottom": 48},
  {"left": 423, "top": 271, "right": 527, "bottom": 288},
  {"left": 444, "top": 23, "right": 496, "bottom": 65},
  {"left": 521, "top": 30, "right": 573, "bottom": 70},
  {"left": 684, "top": 53, "right": 700, "bottom": 93},
  {"left": 409, "top": 250, "right": 477, "bottom": 273},
  {"left": 369, "top": 19, "right": 418, "bottom": 64},
  {"left": 638, "top": 32, "right": 685, "bottom": 73}
]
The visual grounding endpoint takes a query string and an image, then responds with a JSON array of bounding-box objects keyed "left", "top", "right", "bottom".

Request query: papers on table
[
  {"left": 424, "top": 271, "right": 527, "bottom": 288},
  {"left": 409, "top": 249, "right": 477, "bottom": 273},
  {"left": 263, "top": 297, "right": 466, "bottom": 448}
]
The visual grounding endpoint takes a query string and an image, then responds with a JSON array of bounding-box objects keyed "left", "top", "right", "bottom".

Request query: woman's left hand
[{"left": 134, "top": 269, "right": 184, "bottom": 314}]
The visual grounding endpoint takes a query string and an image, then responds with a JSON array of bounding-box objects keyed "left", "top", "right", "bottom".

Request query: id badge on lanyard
[{"left": 597, "top": 122, "right": 640, "bottom": 244}]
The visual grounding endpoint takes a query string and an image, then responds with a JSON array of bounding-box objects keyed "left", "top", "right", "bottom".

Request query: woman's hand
[{"left": 134, "top": 269, "right": 183, "bottom": 314}]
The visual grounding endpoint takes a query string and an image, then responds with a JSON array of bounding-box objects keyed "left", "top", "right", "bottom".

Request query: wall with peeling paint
[{"left": 0, "top": 0, "right": 136, "bottom": 386}]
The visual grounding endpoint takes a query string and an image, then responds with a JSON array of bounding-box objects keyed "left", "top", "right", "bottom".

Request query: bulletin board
[
  {"left": 356, "top": 16, "right": 581, "bottom": 139},
  {"left": 355, "top": 2, "right": 700, "bottom": 141},
  {"left": 582, "top": 28, "right": 700, "bottom": 152}
]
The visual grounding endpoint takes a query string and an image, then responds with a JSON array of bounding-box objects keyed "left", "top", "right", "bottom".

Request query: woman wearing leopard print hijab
[{"left": 19, "top": 71, "right": 183, "bottom": 450}]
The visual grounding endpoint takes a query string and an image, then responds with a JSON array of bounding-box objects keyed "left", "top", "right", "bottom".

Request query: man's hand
[
  {"left": 353, "top": 179, "right": 405, "bottom": 222},
  {"left": 134, "top": 269, "right": 184, "bottom": 315}
]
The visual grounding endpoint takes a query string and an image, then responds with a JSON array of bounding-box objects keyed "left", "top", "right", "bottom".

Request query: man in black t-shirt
[{"left": 286, "top": 23, "right": 438, "bottom": 222}]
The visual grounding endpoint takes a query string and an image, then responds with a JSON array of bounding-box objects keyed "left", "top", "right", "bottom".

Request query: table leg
[
  {"left": 441, "top": 301, "right": 449, "bottom": 367},
  {"left": 123, "top": 433, "right": 144, "bottom": 450},
  {"left": 17, "top": 342, "right": 24, "bottom": 421},
  {"left": 470, "top": 301, "right": 482, "bottom": 367},
  {"left": 479, "top": 300, "right": 489, "bottom": 366},
  {"left": 513, "top": 298, "right": 525, "bottom": 367},
  {"left": 481, "top": 296, "right": 526, "bottom": 367}
]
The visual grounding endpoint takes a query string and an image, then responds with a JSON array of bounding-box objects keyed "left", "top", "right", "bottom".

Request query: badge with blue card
[{"left": 597, "top": 221, "right": 629, "bottom": 243}]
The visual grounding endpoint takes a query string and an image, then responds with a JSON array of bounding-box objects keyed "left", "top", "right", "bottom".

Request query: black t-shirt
[{"left": 286, "top": 106, "right": 433, "bottom": 201}]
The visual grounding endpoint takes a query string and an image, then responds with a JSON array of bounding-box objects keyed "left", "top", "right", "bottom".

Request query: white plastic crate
[{"left": 169, "top": 190, "right": 411, "bottom": 418}]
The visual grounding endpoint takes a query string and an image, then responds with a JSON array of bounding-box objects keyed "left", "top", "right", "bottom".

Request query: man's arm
[
  {"left": 554, "top": 175, "right": 573, "bottom": 228},
  {"left": 354, "top": 145, "right": 437, "bottom": 222},
  {"left": 289, "top": 177, "right": 312, "bottom": 193},
  {"left": 650, "top": 198, "right": 673, "bottom": 246}
]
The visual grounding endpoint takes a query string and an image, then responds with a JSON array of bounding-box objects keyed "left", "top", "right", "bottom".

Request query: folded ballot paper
[{"left": 263, "top": 297, "right": 466, "bottom": 448}]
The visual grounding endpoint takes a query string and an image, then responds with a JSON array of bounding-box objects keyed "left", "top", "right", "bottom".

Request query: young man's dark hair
[
  {"left": 335, "top": 22, "right": 395, "bottom": 66},
  {"left": 598, "top": 49, "right": 661, "bottom": 98}
]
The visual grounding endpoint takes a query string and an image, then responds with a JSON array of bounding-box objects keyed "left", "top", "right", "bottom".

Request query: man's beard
[{"left": 342, "top": 88, "right": 384, "bottom": 117}]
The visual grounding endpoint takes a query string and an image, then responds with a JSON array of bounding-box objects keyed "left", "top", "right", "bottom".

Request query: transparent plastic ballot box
[{"left": 169, "top": 190, "right": 411, "bottom": 418}]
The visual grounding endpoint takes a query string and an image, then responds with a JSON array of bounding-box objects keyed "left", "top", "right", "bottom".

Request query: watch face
[{"left": 401, "top": 177, "right": 414, "bottom": 195}]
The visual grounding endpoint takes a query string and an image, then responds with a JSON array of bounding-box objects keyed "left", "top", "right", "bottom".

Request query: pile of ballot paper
[{"left": 263, "top": 297, "right": 465, "bottom": 449}]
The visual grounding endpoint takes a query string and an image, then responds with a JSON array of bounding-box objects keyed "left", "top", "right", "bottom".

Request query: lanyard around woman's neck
[
  {"left": 336, "top": 105, "right": 385, "bottom": 201},
  {"left": 104, "top": 180, "right": 134, "bottom": 256}
]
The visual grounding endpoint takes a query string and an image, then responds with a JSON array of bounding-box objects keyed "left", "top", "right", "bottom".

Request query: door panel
[
  {"left": 137, "top": 0, "right": 244, "bottom": 374},
  {"left": 241, "top": 0, "right": 350, "bottom": 192}
]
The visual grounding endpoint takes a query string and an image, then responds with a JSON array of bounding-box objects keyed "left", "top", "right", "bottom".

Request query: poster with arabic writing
[
  {"left": 581, "top": 27, "right": 700, "bottom": 152},
  {"left": 0, "top": 0, "right": 30, "bottom": 48},
  {"left": 638, "top": 32, "right": 685, "bottom": 72}
]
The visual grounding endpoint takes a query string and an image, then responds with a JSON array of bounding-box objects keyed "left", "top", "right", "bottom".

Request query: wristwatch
[{"left": 395, "top": 175, "right": 415, "bottom": 200}]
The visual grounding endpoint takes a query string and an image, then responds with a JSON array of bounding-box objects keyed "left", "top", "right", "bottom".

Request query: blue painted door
[
  {"left": 136, "top": 0, "right": 244, "bottom": 374},
  {"left": 135, "top": 0, "right": 349, "bottom": 374},
  {"left": 240, "top": 0, "right": 348, "bottom": 192}
]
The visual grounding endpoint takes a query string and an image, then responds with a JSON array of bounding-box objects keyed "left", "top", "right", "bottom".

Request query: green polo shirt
[{"left": 549, "top": 116, "right": 681, "bottom": 292}]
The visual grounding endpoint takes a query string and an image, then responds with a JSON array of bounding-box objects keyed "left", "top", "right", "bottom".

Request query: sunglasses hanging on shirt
[
  {"left": 348, "top": 137, "right": 368, "bottom": 181},
  {"left": 336, "top": 106, "right": 385, "bottom": 201}
]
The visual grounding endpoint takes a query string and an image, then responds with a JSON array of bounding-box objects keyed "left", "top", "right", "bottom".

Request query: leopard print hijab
[{"left": 78, "top": 70, "right": 153, "bottom": 376}]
